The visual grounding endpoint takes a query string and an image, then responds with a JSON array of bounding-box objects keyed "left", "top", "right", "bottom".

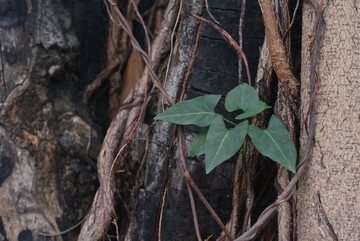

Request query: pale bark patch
[{"left": 298, "top": 1, "right": 360, "bottom": 240}]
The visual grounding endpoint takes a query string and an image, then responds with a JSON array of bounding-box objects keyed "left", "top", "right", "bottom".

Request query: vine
[{"left": 155, "top": 84, "right": 297, "bottom": 174}]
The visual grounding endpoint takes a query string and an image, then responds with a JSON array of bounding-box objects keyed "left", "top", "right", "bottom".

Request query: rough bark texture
[
  {"left": 297, "top": 1, "right": 360, "bottom": 240},
  {"left": 0, "top": 0, "right": 105, "bottom": 240}
]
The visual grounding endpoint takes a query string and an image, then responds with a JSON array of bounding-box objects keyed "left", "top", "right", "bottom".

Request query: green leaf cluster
[{"left": 154, "top": 84, "right": 297, "bottom": 174}]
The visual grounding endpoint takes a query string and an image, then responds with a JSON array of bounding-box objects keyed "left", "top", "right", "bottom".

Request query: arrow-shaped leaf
[
  {"left": 188, "top": 128, "right": 208, "bottom": 156},
  {"left": 225, "top": 84, "right": 270, "bottom": 119},
  {"left": 235, "top": 101, "right": 270, "bottom": 120},
  {"left": 205, "top": 116, "right": 248, "bottom": 174},
  {"left": 225, "top": 84, "right": 259, "bottom": 112},
  {"left": 154, "top": 95, "right": 221, "bottom": 127},
  {"left": 248, "top": 115, "right": 297, "bottom": 173}
]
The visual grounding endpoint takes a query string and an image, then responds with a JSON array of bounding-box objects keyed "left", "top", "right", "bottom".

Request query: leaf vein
[
  {"left": 263, "top": 130, "right": 289, "bottom": 163},
  {"left": 211, "top": 131, "right": 230, "bottom": 166}
]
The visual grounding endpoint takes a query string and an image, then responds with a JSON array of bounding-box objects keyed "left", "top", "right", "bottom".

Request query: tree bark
[
  {"left": 3, "top": 0, "right": 358, "bottom": 241},
  {"left": 297, "top": 1, "right": 360, "bottom": 240},
  {"left": 0, "top": 0, "right": 105, "bottom": 240}
]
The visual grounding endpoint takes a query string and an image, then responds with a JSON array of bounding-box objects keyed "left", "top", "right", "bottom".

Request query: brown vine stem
[
  {"left": 184, "top": 170, "right": 234, "bottom": 241},
  {"left": 130, "top": 0, "right": 151, "bottom": 56},
  {"left": 178, "top": 127, "right": 202, "bottom": 241},
  {"left": 275, "top": 1, "right": 294, "bottom": 240},
  {"left": 162, "top": 0, "right": 183, "bottom": 110},
  {"left": 179, "top": 128, "right": 234, "bottom": 240},
  {"left": 124, "top": 0, "right": 152, "bottom": 144},
  {"left": 283, "top": 0, "right": 300, "bottom": 40},
  {"left": 78, "top": 1, "right": 179, "bottom": 240},
  {"left": 177, "top": 21, "right": 203, "bottom": 241},
  {"left": 180, "top": 22, "right": 202, "bottom": 101},
  {"left": 233, "top": 143, "right": 311, "bottom": 241},
  {"left": 234, "top": 1, "right": 325, "bottom": 240},
  {"left": 205, "top": 0, "right": 221, "bottom": 25},
  {"left": 259, "top": 0, "right": 299, "bottom": 100},
  {"left": 38, "top": 214, "right": 88, "bottom": 237},
  {"left": 238, "top": 0, "right": 246, "bottom": 83},
  {"left": 104, "top": 0, "right": 174, "bottom": 105},
  {"left": 186, "top": 181, "right": 202, "bottom": 241},
  {"left": 179, "top": 127, "right": 234, "bottom": 241},
  {"left": 191, "top": 14, "right": 252, "bottom": 86},
  {"left": 304, "top": 0, "right": 325, "bottom": 125}
]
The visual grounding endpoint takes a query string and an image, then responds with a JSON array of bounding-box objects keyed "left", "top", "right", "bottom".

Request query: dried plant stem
[
  {"left": 178, "top": 128, "right": 203, "bottom": 241},
  {"left": 238, "top": 0, "right": 246, "bottom": 83},
  {"left": 191, "top": 14, "right": 252, "bottom": 86},
  {"left": 78, "top": 2, "right": 179, "bottom": 240},
  {"left": 259, "top": 0, "right": 299, "bottom": 100}
]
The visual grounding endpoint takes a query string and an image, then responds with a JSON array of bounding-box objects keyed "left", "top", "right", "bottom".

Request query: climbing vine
[{"left": 155, "top": 84, "right": 297, "bottom": 174}]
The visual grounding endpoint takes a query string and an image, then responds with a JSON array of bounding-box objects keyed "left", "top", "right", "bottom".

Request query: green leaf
[
  {"left": 225, "top": 84, "right": 270, "bottom": 119},
  {"left": 225, "top": 84, "right": 259, "bottom": 112},
  {"left": 188, "top": 128, "right": 208, "bottom": 156},
  {"left": 248, "top": 115, "right": 297, "bottom": 173},
  {"left": 154, "top": 95, "right": 221, "bottom": 127},
  {"left": 235, "top": 101, "right": 271, "bottom": 120},
  {"left": 205, "top": 116, "right": 248, "bottom": 174}
]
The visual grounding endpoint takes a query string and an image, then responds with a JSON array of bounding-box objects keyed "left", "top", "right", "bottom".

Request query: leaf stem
[{"left": 222, "top": 117, "right": 237, "bottom": 126}]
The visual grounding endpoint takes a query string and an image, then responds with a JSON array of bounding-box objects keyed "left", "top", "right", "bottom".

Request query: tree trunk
[
  {"left": 2, "top": 0, "right": 358, "bottom": 240},
  {"left": 297, "top": 1, "right": 359, "bottom": 240},
  {"left": 0, "top": 0, "right": 105, "bottom": 240}
]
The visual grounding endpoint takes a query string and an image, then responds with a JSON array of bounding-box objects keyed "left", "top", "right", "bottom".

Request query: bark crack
[{"left": 315, "top": 191, "right": 339, "bottom": 241}]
